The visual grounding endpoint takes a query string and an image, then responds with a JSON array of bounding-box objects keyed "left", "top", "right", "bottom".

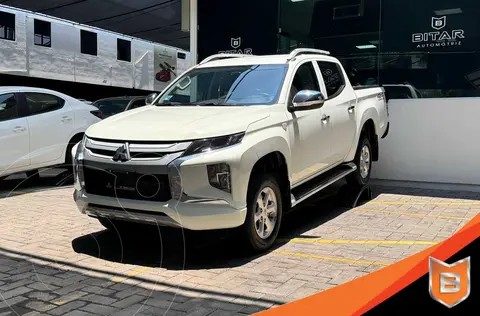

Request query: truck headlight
[
  {"left": 182, "top": 132, "right": 245, "bottom": 157},
  {"left": 73, "top": 136, "right": 86, "bottom": 190}
]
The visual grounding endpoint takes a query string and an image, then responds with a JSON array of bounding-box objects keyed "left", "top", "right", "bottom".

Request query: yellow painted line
[
  {"left": 354, "top": 208, "right": 472, "bottom": 220},
  {"left": 111, "top": 266, "right": 150, "bottom": 283},
  {"left": 286, "top": 238, "right": 437, "bottom": 246},
  {"left": 368, "top": 201, "right": 480, "bottom": 206},
  {"left": 273, "top": 250, "right": 389, "bottom": 266}
]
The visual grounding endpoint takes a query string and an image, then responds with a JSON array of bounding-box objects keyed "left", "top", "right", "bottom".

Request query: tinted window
[
  {"left": 316, "top": 61, "right": 345, "bottom": 98},
  {"left": 0, "top": 11, "right": 15, "bottom": 41},
  {"left": 383, "top": 86, "right": 415, "bottom": 99},
  {"left": 278, "top": 0, "right": 480, "bottom": 99},
  {"left": 157, "top": 64, "right": 288, "bottom": 106},
  {"left": 34, "top": 19, "right": 51, "bottom": 47},
  {"left": 0, "top": 93, "right": 18, "bottom": 122},
  {"left": 129, "top": 99, "right": 146, "bottom": 109},
  {"left": 93, "top": 99, "right": 130, "bottom": 117},
  {"left": 117, "top": 38, "right": 131, "bottom": 62},
  {"left": 25, "top": 93, "right": 65, "bottom": 115},
  {"left": 81, "top": 30, "right": 97, "bottom": 56},
  {"left": 290, "top": 62, "right": 320, "bottom": 103}
]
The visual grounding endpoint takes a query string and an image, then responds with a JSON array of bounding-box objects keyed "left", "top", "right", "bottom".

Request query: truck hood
[{"left": 85, "top": 105, "right": 271, "bottom": 141}]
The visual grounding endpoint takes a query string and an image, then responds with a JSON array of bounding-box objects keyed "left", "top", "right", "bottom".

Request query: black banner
[{"left": 197, "top": 0, "right": 279, "bottom": 61}]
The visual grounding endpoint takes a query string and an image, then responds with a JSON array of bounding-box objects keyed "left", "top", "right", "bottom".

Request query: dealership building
[{"left": 193, "top": 0, "right": 480, "bottom": 187}]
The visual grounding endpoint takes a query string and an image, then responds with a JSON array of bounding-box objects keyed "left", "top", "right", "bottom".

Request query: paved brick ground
[{"left": 0, "top": 177, "right": 478, "bottom": 315}]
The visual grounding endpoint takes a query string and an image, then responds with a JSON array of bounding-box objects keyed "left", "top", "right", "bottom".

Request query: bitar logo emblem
[
  {"left": 429, "top": 256, "right": 471, "bottom": 308},
  {"left": 431, "top": 16, "right": 447, "bottom": 30},
  {"left": 231, "top": 37, "right": 241, "bottom": 49},
  {"left": 112, "top": 143, "right": 131, "bottom": 162}
]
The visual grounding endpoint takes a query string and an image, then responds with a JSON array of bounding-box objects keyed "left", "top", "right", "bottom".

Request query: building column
[{"left": 189, "top": 0, "right": 198, "bottom": 64}]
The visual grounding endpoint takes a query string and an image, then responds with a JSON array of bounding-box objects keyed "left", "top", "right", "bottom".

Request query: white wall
[
  {"left": 0, "top": 7, "right": 27, "bottom": 75},
  {"left": 372, "top": 97, "right": 480, "bottom": 185},
  {"left": 26, "top": 16, "right": 77, "bottom": 82}
]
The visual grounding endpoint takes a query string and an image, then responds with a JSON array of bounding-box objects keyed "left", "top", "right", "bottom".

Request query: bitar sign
[
  {"left": 218, "top": 37, "right": 253, "bottom": 54},
  {"left": 412, "top": 15, "right": 465, "bottom": 49}
]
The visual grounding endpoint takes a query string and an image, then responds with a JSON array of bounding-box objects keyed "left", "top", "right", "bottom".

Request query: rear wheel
[
  {"left": 242, "top": 173, "right": 283, "bottom": 253},
  {"left": 64, "top": 134, "right": 83, "bottom": 171},
  {"left": 346, "top": 137, "right": 372, "bottom": 187}
]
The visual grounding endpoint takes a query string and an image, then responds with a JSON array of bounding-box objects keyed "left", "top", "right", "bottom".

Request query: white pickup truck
[{"left": 72, "top": 49, "right": 389, "bottom": 252}]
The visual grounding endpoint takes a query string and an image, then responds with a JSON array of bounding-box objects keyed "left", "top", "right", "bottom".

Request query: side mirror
[
  {"left": 289, "top": 90, "right": 325, "bottom": 112},
  {"left": 145, "top": 93, "right": 158, "bottom": 105}
]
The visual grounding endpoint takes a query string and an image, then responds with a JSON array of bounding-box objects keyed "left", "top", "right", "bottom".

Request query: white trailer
[{"left": 0, "top": 5, "right": 192, "bottom": 92}]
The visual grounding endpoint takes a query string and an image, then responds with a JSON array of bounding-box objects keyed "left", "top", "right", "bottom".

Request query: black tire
[
  {"left": 242, "top": 173, "right": 283, "bottom": 253},
  {"left": 346, "top": 137, "right": 372, "bottom": 187},
  {"left": 64, "top": 135, "right": 83, "bottom": 170}
]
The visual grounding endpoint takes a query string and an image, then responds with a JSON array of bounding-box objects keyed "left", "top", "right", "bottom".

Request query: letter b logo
[
  {"left": 440, "top": 272, "right": 460, "bottom": 293},
  {"left": 429, "top": 257, "right": 471, "bottom": 308}
]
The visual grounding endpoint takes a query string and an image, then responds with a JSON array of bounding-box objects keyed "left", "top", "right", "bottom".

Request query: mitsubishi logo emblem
[{"left": 112, "top": 143, "right": 131, "bottom": 162}]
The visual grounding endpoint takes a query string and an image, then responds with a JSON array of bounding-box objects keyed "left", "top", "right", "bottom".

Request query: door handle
[
  {"left": 321, "top": 114, "right": 330, "bottom": 123},
  {"left": 12, "top": 126, "right": 26, "bottom": 133},
  {"left": 348, "top": 105, "right": 355, "bottom": 113},
  {"left": 61, "top": 116, "right": 72, "bottom": 122}
]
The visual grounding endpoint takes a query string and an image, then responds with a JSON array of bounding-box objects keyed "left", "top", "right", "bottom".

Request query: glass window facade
[
  {"left": 198, "top": 0, "right": 480, "bottom": 99},
  {"left": 279, "top": 0, "right": 480, "bottom": 98}
]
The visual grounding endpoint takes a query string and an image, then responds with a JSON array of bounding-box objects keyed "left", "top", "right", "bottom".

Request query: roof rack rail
[
  {"left": 199, "top": 53, "right": 255, "bottom": 65},
  {"left": 287, "top": 48, "right": 330, "bottom": 61}
]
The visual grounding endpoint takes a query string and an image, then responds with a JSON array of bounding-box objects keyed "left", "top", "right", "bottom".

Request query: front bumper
[
  {"left": 74, "top": 189, "right": 247, "bottom": 230},
  {"left": 72, "top": 136, "right": 258, "bottom": 230}
]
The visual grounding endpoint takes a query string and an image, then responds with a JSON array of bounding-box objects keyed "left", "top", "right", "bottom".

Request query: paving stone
[
  {"left": 0, "top": 184, "right": 477, "bottom": 315},
  {"left": 80, "top": 303, "right": 120, "bottom": 315}
]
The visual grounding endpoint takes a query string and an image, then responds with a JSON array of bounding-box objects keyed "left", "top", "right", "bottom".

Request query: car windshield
[
  {"left": 93, "top": 99, "right": 131, "bottom": 117},
  {"left": 155, "top": 64, "right": 288, "bottom": 106}
]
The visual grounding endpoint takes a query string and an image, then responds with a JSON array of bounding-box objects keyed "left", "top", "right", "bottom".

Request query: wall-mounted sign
[
  {"left": 412, "top": 16, "right": 465, "bottom": 49},
  {"left": 218, "top": 37, "right": 253, "bottom": 54},
  {"left": 154, "top": 46, "right": 178, "bottom": 91}
]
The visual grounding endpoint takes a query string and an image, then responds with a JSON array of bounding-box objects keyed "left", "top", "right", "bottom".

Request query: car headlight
[{"left": 182, "top": 132, "right": 245, "bottom": 157}]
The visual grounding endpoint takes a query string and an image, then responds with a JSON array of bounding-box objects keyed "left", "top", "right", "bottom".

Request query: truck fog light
[
  {"left": 207, "top": 163, "right": 231, "bottom": 193},
  {"left": 169, "top": 174, "right": 183, "bottom": 200}
]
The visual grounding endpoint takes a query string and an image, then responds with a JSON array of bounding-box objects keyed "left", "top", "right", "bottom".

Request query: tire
[
  {"left": 346, "top": 136, "right": 372, "bottom": 187},
  {"left": 242, "top": 173, "right": 283, "bottom": 253},
  {"left": 64, "top": 135, "right": 84, "bottom": 170}
]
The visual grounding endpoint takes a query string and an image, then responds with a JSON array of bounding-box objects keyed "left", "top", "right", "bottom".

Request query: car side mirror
[
  {"left": 145, "top": 93, "right": 158, "bottom": 105},
  {"left": 289, "top": 90, "right": 325, "bottom": 112}
]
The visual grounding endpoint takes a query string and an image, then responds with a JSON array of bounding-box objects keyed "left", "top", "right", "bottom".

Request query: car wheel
[
  {"left": 64, "top": 136, "right": 83, "bottom": 171},
  {"left": 346, "top": 137, "right": 372, "bottom": 187},
  {"left": 242, "top": 173, "right": 283, "bottom": 253}
]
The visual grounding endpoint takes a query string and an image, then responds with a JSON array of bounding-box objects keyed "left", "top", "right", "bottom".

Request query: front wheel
[
  {"left": 242, "top": 173, "right": 283, "bottom": 253},
  {"left": 346, "top": 137, "right": 372, "bottom": 187}
]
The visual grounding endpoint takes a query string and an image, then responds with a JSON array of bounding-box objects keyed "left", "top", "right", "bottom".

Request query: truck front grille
[{"left": 83, "top": 166, "right": 172, "bottom": 202}]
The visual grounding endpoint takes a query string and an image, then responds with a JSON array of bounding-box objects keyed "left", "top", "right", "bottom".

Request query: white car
[
  {"left": 73, "top": 49, "right": 389, "bottom": 252},
  {"left": 0, "top": 87, "right": 102, "bottom": 180}
]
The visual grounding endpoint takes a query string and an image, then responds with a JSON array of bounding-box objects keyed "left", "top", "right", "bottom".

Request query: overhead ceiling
[{"left": 0, "top": 0, "right": 189, "bottom": 50}]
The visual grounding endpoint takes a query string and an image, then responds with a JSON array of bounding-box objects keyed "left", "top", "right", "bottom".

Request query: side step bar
[{"left": 290, "top": 162, "right": 357, "bottom": 207}]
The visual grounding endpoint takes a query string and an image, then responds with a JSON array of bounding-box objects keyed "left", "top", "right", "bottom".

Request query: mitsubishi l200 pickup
[{"left": 72, "top": 49, "right": 390, "bottom": 252}]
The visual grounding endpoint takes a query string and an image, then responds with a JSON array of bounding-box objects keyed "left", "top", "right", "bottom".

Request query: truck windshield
[{"left": 155, "top": 64, "right": 288, "bottom": 106}]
